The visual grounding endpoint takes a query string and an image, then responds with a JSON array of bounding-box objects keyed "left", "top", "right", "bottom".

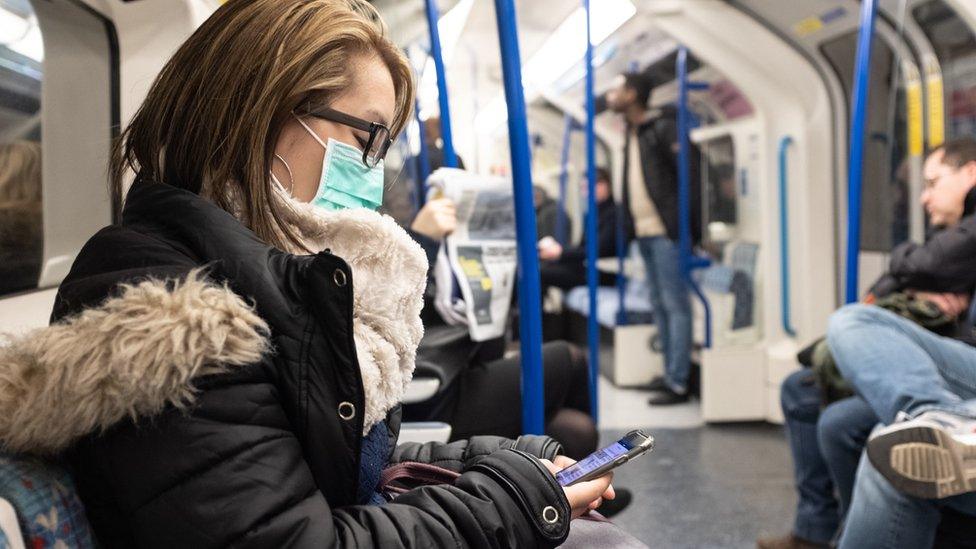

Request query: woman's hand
[
  {"left": 540, "top": 456, "right": 615, "bottom": 519},
  {"left": 410, "top": 198, "right": 457, "bottom": 240}
]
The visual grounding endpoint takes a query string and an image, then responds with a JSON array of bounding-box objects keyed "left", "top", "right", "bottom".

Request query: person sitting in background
[
  {"left": 403, "top": 193, "right": 637, "bottom": 518},
  {"left": 534, "top": 184, "right": 571, "bottom": 243},
  {"left": 0, "top": 140, "right": 43, "bottom": 295},
  {"left": 538, "top": 166, "right": 631, "bottom": 292},
  {"left": 424, "top": 116, "right": 466, "bottom": 172},
  {"left": 760, "top": 138, "right": 976, "bottom": 549},
  {"left": 827, "top": 139, "right": 976, "bottom": 549},
  {"left": 403, "top": 196, "right": 599, "bottom": 461}
]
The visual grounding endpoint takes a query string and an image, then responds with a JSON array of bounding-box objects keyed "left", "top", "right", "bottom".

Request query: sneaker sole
[{"left": 867, "top": 424, "right": 976, "bottom": 499}]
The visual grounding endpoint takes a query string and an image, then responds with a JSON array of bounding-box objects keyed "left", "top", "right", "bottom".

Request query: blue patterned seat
[{"left": 0, "top": 454, "right": 96, "bottom": 548}]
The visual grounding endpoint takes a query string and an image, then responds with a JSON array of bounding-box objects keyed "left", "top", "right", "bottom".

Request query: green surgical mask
[{"left": 296, "top": 116, "right": 385, "bottom": 212}]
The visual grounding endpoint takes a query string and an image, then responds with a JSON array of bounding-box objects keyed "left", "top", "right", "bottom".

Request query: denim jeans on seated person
[
  {"left": 839, "top": 439, "right": 976, "bottom": 549},
  {"left": 827, "top": 304, "right": 976, "bottom": 425},
  {"left": 816, "top": 396, "right": 877, "bottom": 517},
  {"left": 780, "top": 370, "right": 839, "bottom": 544},
  {"left": 636, "top": 236, "right": 691, "bottom": 393}
]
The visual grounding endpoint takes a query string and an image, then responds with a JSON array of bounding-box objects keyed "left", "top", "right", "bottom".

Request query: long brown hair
[{"left": 111, "top": 0, "right": 415, "bottom": 251}]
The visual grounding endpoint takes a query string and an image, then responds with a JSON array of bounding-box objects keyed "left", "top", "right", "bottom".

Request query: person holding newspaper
[{"left": 403, "top": 183, "right": 600, "bottom": 462}]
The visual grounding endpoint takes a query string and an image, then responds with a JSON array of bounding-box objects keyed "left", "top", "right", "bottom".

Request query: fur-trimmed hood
[
  {"left": 0, "top": 182, "right": 428, "bottom": 455},
  {"left": 0, "top": 273, "right": 270, "bottom": 455}
]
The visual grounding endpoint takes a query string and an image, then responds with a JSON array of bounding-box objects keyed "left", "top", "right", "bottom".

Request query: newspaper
[{"left": 427, "top": 168, "right": 518, "bottom": 342}]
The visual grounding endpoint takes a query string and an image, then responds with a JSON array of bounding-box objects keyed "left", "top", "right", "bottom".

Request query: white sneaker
[{"left": 867, "top": 410, "right": 976, "bottom": 499}]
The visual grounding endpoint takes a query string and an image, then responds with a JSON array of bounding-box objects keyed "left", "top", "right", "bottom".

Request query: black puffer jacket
[
  {"left": 3, "top": 181, "right": 571, "bottom": 548},
  {"left": 870, "top": 188, "right": 976, "bottom": 298},
  {"left": 621, "top": 105, "right": 702, "bottom": 244}
]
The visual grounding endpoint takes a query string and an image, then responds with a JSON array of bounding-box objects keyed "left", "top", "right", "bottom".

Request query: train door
[
  {"left": 645, "top": 0, "right": 838, "bottom": 422},
  {"left": 730, "top": 0, "right": 930, "bottom": 300}
]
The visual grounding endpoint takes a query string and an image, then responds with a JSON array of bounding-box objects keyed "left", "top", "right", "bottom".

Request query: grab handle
[{"left": 779, "top": 136, "right": 796, "bottom": 337}]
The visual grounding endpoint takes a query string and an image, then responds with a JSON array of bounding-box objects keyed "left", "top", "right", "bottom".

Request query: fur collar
[
  {"left": 268, "top": 190, "right": 427, "bottom": 434},
  {"left": 0, "top": 273, "right": 269, "bottom": 455}
]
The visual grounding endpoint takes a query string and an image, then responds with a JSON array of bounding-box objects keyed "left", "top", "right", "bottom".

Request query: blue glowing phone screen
[{"left": 555, "top": 442, "right": 627, "bottom": 486}]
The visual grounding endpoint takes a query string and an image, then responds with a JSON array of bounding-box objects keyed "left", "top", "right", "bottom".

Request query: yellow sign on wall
[{"left": 793, "top": 17, "right": 823, "bottom": 37}]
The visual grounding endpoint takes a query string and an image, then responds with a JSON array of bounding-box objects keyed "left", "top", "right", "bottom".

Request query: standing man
[{"left": 607, "top": 71, "right": 702, "bottom": 405}]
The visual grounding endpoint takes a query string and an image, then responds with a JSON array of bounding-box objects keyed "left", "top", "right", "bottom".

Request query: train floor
[{"left": 598, "top": 378, "right": 796, "bottom": 548}]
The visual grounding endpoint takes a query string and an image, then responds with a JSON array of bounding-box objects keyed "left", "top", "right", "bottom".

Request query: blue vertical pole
[
  {"left": 584, "top": 0, "right": 600, "bottom": 421},
  {"left": 414, "top": 98, "right": 431, "bottom": 208},
  {"left": 424, "top": 0, "right": 458, "bottom": 168},
  {"left": 846, "top": 0, "right": 878, "bottom": 303},
  {"left": 556, "top": 115, "right": 574, "bottom": 246},
  {"left": 677, "top": 46, "right": 712, "bottom": 348},
  {"left": 677, "top": 48, "right": 692, "bottom": 277},
  {"left": 493, "top": 0, "right": 545, "bottom": 435},
  {"left": 615, "top": 197, "right": 628, "bottom": 326}
]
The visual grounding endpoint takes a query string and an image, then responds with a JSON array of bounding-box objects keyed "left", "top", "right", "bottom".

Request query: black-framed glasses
[{"left": 299, "top": 105, "right": 392, "bottom": 169}]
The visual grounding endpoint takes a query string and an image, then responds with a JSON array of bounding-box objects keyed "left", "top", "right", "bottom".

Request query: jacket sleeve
[
  {"left": 391, "top": 435, "right": 564, "bottom": 472},
  {"left": 70, "top": 381, "right": 570, "bottom": 549},
  {"left": 886, "top": 217, "right": 976, "bottom": 294}
]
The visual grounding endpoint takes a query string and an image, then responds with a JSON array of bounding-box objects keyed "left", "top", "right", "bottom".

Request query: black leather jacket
[{"left": 51, "top": 181, "right": 570, "bottom": 548}]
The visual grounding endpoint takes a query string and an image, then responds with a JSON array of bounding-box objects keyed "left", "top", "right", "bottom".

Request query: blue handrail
[
  {"left": 493, "top": 0, "right": 545, "bottom": 435},
  {"left": 584, "top": 0, "right": 600, "bottom": 421},
  {"left": 845, "top": 0, "right": 879, "bottom": 303},
  {"left": 778, "top": 136, "right": 796, "bottom": 337},
  {"left": 676, "top": 46, "right": 712, "bottom": 348},
  {"left": 424, "top": 0, "right": 458, "bottom": 169},
  {"left": 556, "top": 115, "right": 574, "bottom": 246}
]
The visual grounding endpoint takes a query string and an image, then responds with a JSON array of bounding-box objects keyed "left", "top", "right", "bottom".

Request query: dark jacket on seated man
[{"left": 870, "top": 187, "right": 976, "bottom": 299}]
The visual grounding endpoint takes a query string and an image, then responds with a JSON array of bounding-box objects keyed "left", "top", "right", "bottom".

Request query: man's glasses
[{"left": 299, "top": 105, "right": 392, "bottom": 169}]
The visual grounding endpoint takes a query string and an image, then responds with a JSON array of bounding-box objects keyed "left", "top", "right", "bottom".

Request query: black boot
[
  {"left": 647, "top": 387, "right": 689, "bottom": 406},
  {"left": 595, "top": 488, "right": 632, "bottom": 518}
]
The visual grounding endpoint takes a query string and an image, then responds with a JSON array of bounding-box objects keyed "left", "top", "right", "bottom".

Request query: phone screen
[{"left": 555, "top": 441, "right": 630, "bottom": 486}]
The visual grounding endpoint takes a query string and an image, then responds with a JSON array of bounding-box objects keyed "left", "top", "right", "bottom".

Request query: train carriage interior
[{"left": 1, "top": 0, "right": 976, "bottom": 547}]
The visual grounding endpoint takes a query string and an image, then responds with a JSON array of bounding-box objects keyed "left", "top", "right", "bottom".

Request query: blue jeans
[
  {"left": 817, "top": 396, "right": 877, "bottom": 517},
  {"left": 827, "top": 304, "right": 976, "bottom": 424},
  {"left": 839, "top": 442, "right": 976, "bottom": 548},
  {"left": 781, "top": 370, "right": 839, "bottom": 544},
  {"left": 637, "top": 236, "right": 691, "bottom": 393},
  {"left": 826, "top": 304, "right": 976, "bottom": 547}
]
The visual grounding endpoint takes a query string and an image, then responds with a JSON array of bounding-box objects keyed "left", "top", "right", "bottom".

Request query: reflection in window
[
  {"left": 821, "top": 33, "right": 909, "bottom": 252},
  {"left": 700, "top": 136, "right": 737, "bottom": 247},
  {"left": 914, "top": 0, "right": 976, "bottom": 140},
  {"left": 0, "top": 0, "right": 43, "bottom": 296}
]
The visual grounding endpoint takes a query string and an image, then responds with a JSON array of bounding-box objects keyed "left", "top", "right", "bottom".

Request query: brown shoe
[{"left": 756, "top": 533, "right": 829, "bottom": 549}]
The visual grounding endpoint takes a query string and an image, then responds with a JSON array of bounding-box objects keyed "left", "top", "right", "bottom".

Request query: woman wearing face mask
[{"left": 0, "top": 1, "right": 617, "bottom": 547}]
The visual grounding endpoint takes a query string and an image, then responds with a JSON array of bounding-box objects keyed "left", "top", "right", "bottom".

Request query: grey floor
[{"left": 599, "top": 423, "right": 797, "bottom": 548}]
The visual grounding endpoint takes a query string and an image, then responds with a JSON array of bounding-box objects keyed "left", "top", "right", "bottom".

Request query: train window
[
  {"left": 0, "top": 0, "right": 43, "bottom": 296},
  {"left": 700, "top": 136, "right": 737, "bottom": 247},
  {"left": 820, "top": 32, "right": 910, "bottom": 252},
  {"left": 913, "top": 0, "right": 976, "bottom": 139}
]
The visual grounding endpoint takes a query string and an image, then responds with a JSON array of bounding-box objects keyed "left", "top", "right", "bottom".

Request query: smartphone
[{"left": 555, "top": 429, "right": 655, "bottom": 487}]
